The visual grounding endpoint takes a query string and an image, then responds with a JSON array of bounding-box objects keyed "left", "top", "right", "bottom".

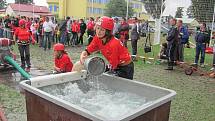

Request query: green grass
[
  {"left": 0, "top": 85, "right": 26, "bottom": 121},
  {"left": 1, "top": 35, "right": 215, "bottom": 121}
]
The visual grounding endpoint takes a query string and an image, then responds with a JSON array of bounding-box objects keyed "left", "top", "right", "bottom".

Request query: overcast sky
[
  {"left": 163, "top": 0, "right": 192, "bottom": 17},
  {"left": 6, "top": 0, "right": 192, "bottom": 17}
]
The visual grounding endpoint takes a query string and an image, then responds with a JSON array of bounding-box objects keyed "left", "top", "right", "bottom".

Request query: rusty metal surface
[
  {"left": 21, "top": 72, "right": 176, "bottom": 121},
  {"left": 25, "top": 90, "right": 171, "bottom": 121},
  {"left": 25, "top": 91, "right": 92, "bottom": 121},
  {"left": 131, "top": 102, "right": 171, "bottom": 121}
]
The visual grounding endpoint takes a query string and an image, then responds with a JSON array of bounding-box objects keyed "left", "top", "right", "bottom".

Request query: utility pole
[
  {"left": 126, "top": 0, "right": 129, "bottom": 21},
  {"left": 19, "top": 1, "right": 20, "bottom": 16},
  {"left": 33, "top": 1, "right": 35, "bottom": 21}
]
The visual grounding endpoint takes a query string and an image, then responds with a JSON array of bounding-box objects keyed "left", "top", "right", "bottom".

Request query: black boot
[
  {"left": 165, "top": 61, "right": 173, "bottom": 70},
  {"left": 20, "top": 56, "right": 25, "bottom": 69},
  {"left": 165, "top": 66, "right": 173, "bottom": 70}
]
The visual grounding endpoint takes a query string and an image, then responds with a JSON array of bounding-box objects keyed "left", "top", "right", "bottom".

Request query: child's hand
[
  {"left": 80, "top": 51, "right": 88, "bottom": 64},
  {"left": 72, "top": 61, "right": 84, "bottom": 72},
  {"left": 54, "top": 66, "right": 61, "bottom": 72}
]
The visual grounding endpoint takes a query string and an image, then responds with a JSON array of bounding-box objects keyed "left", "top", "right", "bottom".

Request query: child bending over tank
[{"left": 53, "top": 43, "right": 73, "bottom": 73}]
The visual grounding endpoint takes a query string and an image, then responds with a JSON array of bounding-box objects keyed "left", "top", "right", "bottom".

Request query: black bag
[
  {"left": 144, "top": 46, "right": 151, "bottom": 53},
  {"left": 144, "top": 33, "right": 152, "bottom": 53},
  {"left": 140, "top": 32, "right": 146, "bottom": 37}
]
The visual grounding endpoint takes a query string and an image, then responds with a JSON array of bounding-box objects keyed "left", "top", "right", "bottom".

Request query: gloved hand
[
  {"left": 105, "top": 64, "right": 112, "bottom": 72},
  {"left": 105, "top": 64, "right": 118, "bottom": 76}
]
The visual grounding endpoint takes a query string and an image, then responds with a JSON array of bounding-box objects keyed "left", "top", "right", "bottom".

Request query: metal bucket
[{"left": 84, "top": 56, "right": 106, "bottom": 76}]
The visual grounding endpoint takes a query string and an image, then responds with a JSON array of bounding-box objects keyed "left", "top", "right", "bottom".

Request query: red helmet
[
  {"left": 96, "top": 16, "right": 114, "bottom": 31},
  {"left": 54, "top": 43, "right": 65, "bottom": 51},
  {"left": 19, "top": 19, "right": 26, "bottom": 26}
]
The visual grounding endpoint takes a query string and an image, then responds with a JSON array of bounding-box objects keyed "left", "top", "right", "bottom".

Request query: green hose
[{"left": 4, "top": 55, "right": 31, "bottom": 79}]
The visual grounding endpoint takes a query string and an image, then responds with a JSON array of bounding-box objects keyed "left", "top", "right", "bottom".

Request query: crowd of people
[
  {"left": 163, "top": 18, "right": 215, "bottom": 72},
  {"left": 0, "top": 14, "right": 214, "bottom": 78}
]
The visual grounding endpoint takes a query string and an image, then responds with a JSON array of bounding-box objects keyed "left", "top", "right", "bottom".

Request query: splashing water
[{"left": 40, "top": 79, "right": 151, "bottom": 120}]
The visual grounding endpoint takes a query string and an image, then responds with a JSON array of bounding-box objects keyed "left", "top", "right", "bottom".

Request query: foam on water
[{"left": 40, "top": 79, "right": 151, "bottom": 120}]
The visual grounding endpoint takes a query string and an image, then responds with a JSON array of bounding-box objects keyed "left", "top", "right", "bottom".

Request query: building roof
[
  {"left": 0, "top": 9, "right": 5, "bottom": 12},
  {"left": 9, "top": 3, "right": 50, "bottom": 13}
]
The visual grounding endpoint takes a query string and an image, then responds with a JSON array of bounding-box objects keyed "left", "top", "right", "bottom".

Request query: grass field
[{"left": 0, "top": 35, "right": 215, "bottom": 121}]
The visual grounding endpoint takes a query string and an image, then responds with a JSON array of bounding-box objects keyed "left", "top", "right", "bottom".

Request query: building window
[
  {"left": 88, "top": 0, "right": 109, "bottom": 4},
  {"left": 88, "top": 7, "right": 93, "bottom": 14},
  {"left": 49, "top": 5, "right": 52, "bottom": 11},
  {"left": 54, "top": 5, "right": 57, "bottom": 12},
  {"left": 87, "top": 7, "right": 103, "bottom": 14}
]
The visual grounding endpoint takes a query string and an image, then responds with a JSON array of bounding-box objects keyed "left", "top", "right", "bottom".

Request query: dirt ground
[{"left": 0, "top": 43, "right": 215, "bottom": 121}]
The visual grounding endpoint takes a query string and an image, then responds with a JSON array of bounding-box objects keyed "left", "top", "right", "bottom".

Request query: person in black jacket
[
  {"left": 78, "top": 19, "right": 86, "bottom": 45},
  {"left": 165, "top": 18, "right": 179, "bottom": 70},
  {"left": 59, "top": 16, "right": 70, "bottom": 45},
  {"left": 130, "top": 17, "right": 140, "bottom": 61},
  {"left": 3, "top": 15, "right": 12, "bottom": 39},
  {"left": 194, "top": 23, "right": 210, "bottom": 67}
]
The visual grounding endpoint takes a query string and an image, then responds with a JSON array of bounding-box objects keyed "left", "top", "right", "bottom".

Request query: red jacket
[
  {"left": 71, "top": 22, "right": 80, "bottom": 33},
  {"left": 87, "top": 21, "right": 95, "bottom": 30},
  {"left": 120, "top": 22, "right": 129, "bottom": 35},
  {"left": 55, "top": 53, "right": 73, "bottom": 72},
  {"left": 86, "top": 36, "right": 131, "bottom": 69},
  {"left": 14, "top": 27, "right": 31, "bottom": 42},
  {"left": 26, "top": 21, "right": 32, "bottom": 30}
]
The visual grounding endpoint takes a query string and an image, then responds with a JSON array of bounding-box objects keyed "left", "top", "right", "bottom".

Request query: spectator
[
  {"left": 66, "top": 16, "right": 72, "bottom": 45},
  {"left": 177, "top": 20, "right": 189, "bottom": 63},
  {"left": 119, "top": 17, "right": 129, "bottom": 47},
  {"left": 78, "top": 19, "right": 86, "bottom": 45},
  {"left": 37, "top": 19, "right": 44, "bottom": 47},
  {"left": 71, "top": 20, "right": 79, "bottom": 46},
  {"left": 53, "top": 20, "right": 59, "bottom": 43},
  {"left": 113, "top": 17, "right": 121, "bottom": 39},
  {"left": 43, "top": 17, "right": 54, "bottom": 51},
  {"left": 0, "top": 18, "right": 4, "bottom": 38},
  {"left": 194, "top": 23, "right": 209, "bottom": 67},
  {"left": 59, "top": 16, "right": 70, "bottom": 45},
  {"left": 165, "top": 18, "right": 178, "bottom": 70},
  {"left": 130, "top": 17, "right": 140, "bottom": 61},
  {"left": 3, "top": 15, "right": 12, "bottom": 39},
  {"left": 33, "top": 19, "right": 39, "bottom": 43},
  {"left": 86, "top": 17, "right": 95, "bottom": 45}
]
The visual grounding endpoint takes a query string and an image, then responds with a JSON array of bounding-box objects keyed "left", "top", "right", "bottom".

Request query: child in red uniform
[
  {"left": 80, "top": 16, "right": 134, "bottom": 79},
  {"left": 13, "top": 19, "right": 35, "bottom": 72},
  {"left": 54, "top": 43, "right": 73, "bottom": 73}
]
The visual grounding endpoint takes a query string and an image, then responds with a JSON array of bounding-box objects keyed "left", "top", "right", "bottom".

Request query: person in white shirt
[{"left": 43, "top": 17, "right": 54, "bottom": 50}]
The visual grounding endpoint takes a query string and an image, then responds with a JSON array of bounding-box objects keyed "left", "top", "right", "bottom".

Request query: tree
[
  {"left": 175, "top": 7, "right": 184, "bottom": 18},
  {"left": 143, "top": 0, "right": 165, "bottom": 19},
  {"left": 186, "top": 6, "right": 193, "bottom": 18},
  {"left": 190, "top": 0, "right": 215, "bottom": 23},
  {"left": 15, "top": 0, "right": 33, "bottom": 4},
  {"left": 104, "top": 0, "right": 134, "bottom": 17},
  {"left": 0, "top": 0, "right": 7, "bottom": 9}
]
